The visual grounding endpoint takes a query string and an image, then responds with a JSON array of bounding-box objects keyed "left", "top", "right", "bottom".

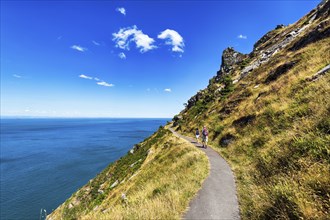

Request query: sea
[{"left": 0, "top": 118, "right": 169, "bottom": 220}]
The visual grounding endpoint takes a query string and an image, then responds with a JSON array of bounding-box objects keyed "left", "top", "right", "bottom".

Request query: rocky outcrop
[
  {"left": 315, "top": 0, "right": 330, "bottom": 20},
  {"left": 289, "top": 20, "right": 330, "bottom": 51},
  {"left": 215, "top": 47, "right": 246, "bottom": 82},
  {"left": 221, "top": 47, "right": 246, "bottom": 73},
  {"left": 307, "top": 64, "right": 330, "bottom": 81},
  {"left": 239, "top": 19, "right": 316, "bottom": 80},
  {"left": 185, "top": 49, "right": 243, "bottom": 108},
  {"left": 180, "top": 0, "right": 329, "bottom": 114},
  {"left": 241, "top": 2, "right": 329, "bottom": 82},
  {"left": 186, "top": 89, "right": 206, "bottom": 109},
  {"left": 253, "top": 29, "right": 279, "bottom": 52}
]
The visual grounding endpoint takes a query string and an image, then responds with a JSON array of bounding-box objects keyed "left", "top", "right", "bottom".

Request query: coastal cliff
[
  {"left": 48, "top": 128, "right": 209, "bottom": 219},
  {"left": 174, "top": 0, "right": 329, "bottom": 219},
  {"left": 49, "top": 1, "right": 329, "bottom": 219}
]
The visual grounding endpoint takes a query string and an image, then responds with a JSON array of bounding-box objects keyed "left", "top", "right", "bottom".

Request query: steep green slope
[
  {"left": 48, "top": 127, "right": 209, "bottom": 219},
  {"left": 49, "top": 2, "right": 329, "bottom": 219},
  {"left": 173, "top": 1, "right": 330, "bottom": 219}
]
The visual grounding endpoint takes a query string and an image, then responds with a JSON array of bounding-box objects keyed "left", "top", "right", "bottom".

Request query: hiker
[
  {"left": 202, "top": 126, "right": 209, "bottom": 148},
  {"left": 195, "top": 128, "right": 200, "bottom": 143}
]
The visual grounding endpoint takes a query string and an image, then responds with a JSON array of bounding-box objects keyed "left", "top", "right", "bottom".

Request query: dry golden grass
[
  {"left": 48, "top": 129, "right": 209, "bottom": 220},
  {"left": 84, "top": 132, "right": 209, "bottom": 220},
  {"left": 174, "top": 25, "right": 330, "bottom": 219}
]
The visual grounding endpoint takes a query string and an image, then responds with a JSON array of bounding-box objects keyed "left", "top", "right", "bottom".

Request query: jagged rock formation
[
  {"left": 183, "top": 0, "right": 329, "bottom": 113},
  {"left": 218, "top": 47, "right": 247, "bottom": 76},
  {"left": 185, "top": 47, "right": 246, "bottom": 110}
]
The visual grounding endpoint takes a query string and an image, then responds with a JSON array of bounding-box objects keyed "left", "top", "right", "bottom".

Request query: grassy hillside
[
  {"left": 48, "top": 127, "right": 209, "bottom": 219},
  {"left": 173, "top": 1, "right": 330, "bottom": 219},
  {"left": 49, "top": 2, "right": 329, "bottom": 219}
]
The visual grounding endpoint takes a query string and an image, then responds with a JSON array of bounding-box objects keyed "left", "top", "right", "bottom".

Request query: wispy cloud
[
  {"left": 71, "top": 45, "right": 87, "bottom": 52},
  {"left": 92, "top": 40, "right": 100, "bottom": 46},
  {"left": 237, "top": 34, "right": 247, "bottom": 39},
  {"left": 118, "top": 52, "right": 126, "bottom": 59},
  {"left": 158, "top": 29, "right": 185, "bottom": 53},
  {"left": 13, "top": 74, "right": 22, "bottom": 78},
  {"left": 79, "top": 74, "right": 93, "bottom": 79},
  {"left": 116, "top": 7, "right": 126, "bottom": 16},
  {"left": 97, "top": 81, "right": 114, "bottom": 87},
  {"left": 112, "top": 25, "right": 157, "bottom": 53},
  {"left": 57, "top": 36, "right": 62, "bottom": 40},
  {"left": 79, "top": 74, "right": 114, "bottom": 88},
  {"left": 164, "top": 88, "right": 172, "bottom": 92}
]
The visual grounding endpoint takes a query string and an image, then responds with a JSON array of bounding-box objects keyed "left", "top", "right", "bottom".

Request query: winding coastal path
[{"left": 168, "top": 128, "right": 240, "bottom": 220}]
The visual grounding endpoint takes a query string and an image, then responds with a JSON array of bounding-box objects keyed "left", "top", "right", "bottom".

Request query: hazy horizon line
[{"left": 0, "top": 115, "right": 172, "bottom": 119}]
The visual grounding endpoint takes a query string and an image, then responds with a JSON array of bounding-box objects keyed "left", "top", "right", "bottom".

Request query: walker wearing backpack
[{"left": 202, "top": 126, "right": 208, "bottom": 149}]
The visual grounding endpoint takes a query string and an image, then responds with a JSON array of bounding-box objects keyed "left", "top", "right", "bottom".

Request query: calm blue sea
[{"left": 0, "top": 118, "right": 169, "bottom": 220}]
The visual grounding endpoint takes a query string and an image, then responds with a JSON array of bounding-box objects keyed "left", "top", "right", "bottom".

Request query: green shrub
[
  {"left": 262, "top": 184, "right": 302, "bottom": 220},
  {"left": 239, "top": 58, "right": 252, "bottom": 70},
  {"left": 213, "top": 125, "right": 225, "bottom": 139},
  {"left": 220, "top": 75, "right": 235, "bottom": 97}
]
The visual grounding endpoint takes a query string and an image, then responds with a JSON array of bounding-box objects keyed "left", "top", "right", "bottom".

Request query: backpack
[{"left": 203, "top": 129, "right": 208, "bottom": 136}]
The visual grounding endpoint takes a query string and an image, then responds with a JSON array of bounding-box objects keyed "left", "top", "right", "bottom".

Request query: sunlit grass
[
  {"left": 48, "top": 128, "right": 209, "bottom": 220},
  {"left": 173, "top": 26, "right": 330, "bottom": 219}
]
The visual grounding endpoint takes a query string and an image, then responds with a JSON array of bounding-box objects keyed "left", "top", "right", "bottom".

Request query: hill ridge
[
  {"left": 48, "top": 1, "right": 329, "bottom": 219},
  {"left": 173, "top": 0, "right": 329, "bottom": 219}
]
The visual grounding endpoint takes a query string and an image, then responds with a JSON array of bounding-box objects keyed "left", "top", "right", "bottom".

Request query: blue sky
[{"left": 1, "top": 1, "right": 319, "bottom": 118}]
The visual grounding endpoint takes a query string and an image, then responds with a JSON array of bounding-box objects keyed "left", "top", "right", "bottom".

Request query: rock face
[
  {"left": 215, "top": 47, "right": 247, "bottom": 82},
  {"left": 220, "top": 47, "right": 246, "bottom": 74},
  {"left": 307, "top": 64, "right": 330, "bottom": 81},
  {"left": 186, "top": 90, "right": 205, "bottom": 109},
  {"left": 178, "top": 0, "right": 330, "bottom": 119},
  {"left": 289, "top": 20, "right": 330, "bottom": 51},
  {"left": 185, "top": 48, "right": 246, "bottom": 110},
  {"left": 110, "top": 180, "right": 118, "bottom": 189}
]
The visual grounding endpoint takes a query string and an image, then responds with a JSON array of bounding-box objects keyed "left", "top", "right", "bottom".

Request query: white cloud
[
  {"left": 71, "top": 45, "right": 87, "bottom": 52},
  {"left": 13, "top": 74, "right": 22, "bottom": 78},
  {"left": 158, "top": 29, "right": 184, "bottom": 53},
  {"left": 118, "top": 52, "right": 126, "bottom": 59},
  {"left": 97, "top": 81, "right": 114, "bottom": 87},
  {"left": 238, "top": 34, "right": 247, "bottom": 39},
  {"left": 79, "top": 75, "right": 113, "bottom": 88},
  {"left": 164, "top": 88, "right": 172, "bottom": 92},
  {"left": 112, "top": 25, "right": 157, "bottom": 53},
  {"left": 116, "top": 7, "right": 126, "bottom": 16},
  {"left": 92, "top": 40, "right": 100, "bottom": 46},
  {"left": 79, "top": 74, "right": 93, "bottom": 80},
  {"left": 146, "top": 88, "right": 151, "bottom": 92}
]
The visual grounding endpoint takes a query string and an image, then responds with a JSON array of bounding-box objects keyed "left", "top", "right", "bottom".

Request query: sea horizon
[
  {"left": 0, "top": 118, "right": 169, "bottom": 219},
  {"left": 1, "top": 115, "right": 172, "bottom": 119}
]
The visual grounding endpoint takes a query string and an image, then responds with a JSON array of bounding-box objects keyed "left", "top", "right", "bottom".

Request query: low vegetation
[
  {"left": 173, "top": 7, "right": 330, "bottom": 219},
  {"left": 49, "top": 2, "right": 329, "bottom": 219},
  {"left": 48, "top": 127, "right": 209, "bottom": 219}
]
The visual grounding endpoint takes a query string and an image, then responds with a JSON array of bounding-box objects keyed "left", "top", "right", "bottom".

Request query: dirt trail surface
[{"left": 168, "top": 128, "right": 240, "bottom": 220}]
